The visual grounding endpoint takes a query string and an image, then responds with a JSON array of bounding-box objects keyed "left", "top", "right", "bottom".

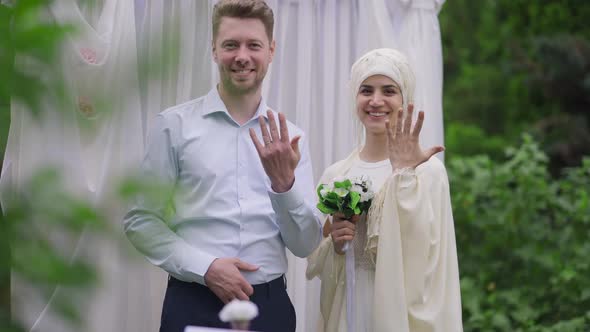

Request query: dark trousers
[{"left": 159, "top": 275, "right": 296, "bottom": 332}]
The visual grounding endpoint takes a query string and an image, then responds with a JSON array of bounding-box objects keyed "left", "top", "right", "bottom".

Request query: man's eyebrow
[{"left": 221, "top": 38, "right": 265, "bottom": 43}]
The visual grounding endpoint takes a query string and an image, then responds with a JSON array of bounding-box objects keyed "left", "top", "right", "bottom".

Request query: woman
[{"left": 306, "top": 48, "right": 462, "bottom": 332}]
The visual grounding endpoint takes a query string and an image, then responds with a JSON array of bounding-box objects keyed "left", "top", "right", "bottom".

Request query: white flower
[
  {"left": 334, "top": 187, "right": 349, "bottom": 197},
  {"left": 360, "top": 189, "right": 374, "bottom": 203},
  {"left": 350, "top": 184, "right": 363, "bottom": 194},
  {"left": 219, "top": 299, "right": 259, "bottom": 323},
  {"left": 320, "top": 188, "right": 328, "bottom": 197},
  {"left": 324, "top": 183, "right": 334, "bottom": 192}
]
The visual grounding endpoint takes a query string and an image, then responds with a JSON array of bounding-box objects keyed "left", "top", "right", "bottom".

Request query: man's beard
[{"left": 220, "top": 68, "right": 264, "bottom": 96}]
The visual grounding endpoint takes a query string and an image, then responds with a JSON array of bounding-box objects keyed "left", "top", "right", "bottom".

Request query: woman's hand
[
  {"left": 330, "top": 212, "right": 360, "bottom": 255},
  {"left": 385, "top": 104, "right": 444, "bottom": 170}
]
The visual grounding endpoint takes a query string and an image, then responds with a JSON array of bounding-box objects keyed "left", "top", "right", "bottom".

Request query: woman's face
[{"left": 356, "top": 75, "right": 403, "bottom": 136}]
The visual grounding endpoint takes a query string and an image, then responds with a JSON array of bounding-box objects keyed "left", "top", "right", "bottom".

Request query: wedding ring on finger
[{"left": 263, "top": 137, "right": 272, "bottom": 146}]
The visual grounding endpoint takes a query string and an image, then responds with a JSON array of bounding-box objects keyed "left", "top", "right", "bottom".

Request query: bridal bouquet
[
  {"left": 317, "top": 175, "right": 375, "bottom": 218},
  {"left": 317, "top": 176, "right": 375, "bottom": 332}
]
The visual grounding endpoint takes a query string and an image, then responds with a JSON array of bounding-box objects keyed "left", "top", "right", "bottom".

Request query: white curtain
[
  {"left": 138, "top": 1, "right": 446, "bottom": 331},
  {"left": 261, "top": 1, "right": 446, "bottom": 331},
  {"left": 136, "top": 0, "right": 215, "bottom": 134},
  {"left": 1, "top": 1, "right": 166, "bottom": 331},
  {"left": 1, "top": 0, "right": 445, "bottom": 331}
]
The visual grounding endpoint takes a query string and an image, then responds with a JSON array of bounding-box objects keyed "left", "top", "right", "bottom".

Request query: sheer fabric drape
[
  {"left": 1, "top": 1, "right": 165, "bottom": 331},
  {"left": 1, "top": 0, "right": 445, "bottom": 331},
  {"left": 262, "top": 1, "right": 446, "bottom": 330}
]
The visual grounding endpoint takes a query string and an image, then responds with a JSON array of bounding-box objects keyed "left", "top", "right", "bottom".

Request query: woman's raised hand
[{"left": 385, "top": 104, "right": 444, "bottom": 170}]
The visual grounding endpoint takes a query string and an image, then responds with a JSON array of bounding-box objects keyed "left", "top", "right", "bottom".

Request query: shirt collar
[{"left": 201, "top": 87, "right": 270, "bottom": 121}]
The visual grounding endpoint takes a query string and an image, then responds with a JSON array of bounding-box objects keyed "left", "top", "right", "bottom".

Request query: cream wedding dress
[{"left": 307, "top": 150, "right": 463, "bottom": 332}]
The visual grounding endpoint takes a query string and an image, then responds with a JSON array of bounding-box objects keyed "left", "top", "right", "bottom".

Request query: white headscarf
[{"left": 349, "top": 48, "right": 416, "bottom": 146}]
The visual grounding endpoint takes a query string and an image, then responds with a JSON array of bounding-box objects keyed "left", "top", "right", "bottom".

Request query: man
[{"left": 123, "top": 1, "right": 322, "bottom": 331}]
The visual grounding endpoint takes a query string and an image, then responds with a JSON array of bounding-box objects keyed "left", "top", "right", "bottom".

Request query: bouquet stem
[
  {"left": 345, "top": 246, "right": 356, "bottom": 332},
  {"left": 342, "top": 241, "right": 351, "bottom": 252}
]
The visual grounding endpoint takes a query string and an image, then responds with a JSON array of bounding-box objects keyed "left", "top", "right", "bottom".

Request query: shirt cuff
[
  {"left": 268, "top": 176, "right": 306, "bottom": 211},
  {"left": 178, "top": 242, "right": 218, "bottom": 285}
]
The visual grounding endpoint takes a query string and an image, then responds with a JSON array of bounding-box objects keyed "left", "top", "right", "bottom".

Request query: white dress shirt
[{"left": 124, "top": 88, "right": 322, "bottom": 285}]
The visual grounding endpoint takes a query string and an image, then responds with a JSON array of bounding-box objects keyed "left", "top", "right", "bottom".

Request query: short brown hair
[{"left": 212, "top": 0, "right": 274, "bottom": 42}]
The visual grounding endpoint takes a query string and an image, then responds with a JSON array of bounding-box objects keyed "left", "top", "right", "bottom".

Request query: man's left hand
[{"left": 249, "top": 110, "right": 301, "bottom": 193}]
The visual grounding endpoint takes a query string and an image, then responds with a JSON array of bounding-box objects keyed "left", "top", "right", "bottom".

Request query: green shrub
[{"left": 449, "top": 135, "right": 590, "bottom": 331}]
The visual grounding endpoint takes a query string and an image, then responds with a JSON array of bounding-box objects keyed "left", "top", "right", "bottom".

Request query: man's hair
[{"left": 212, "top": 0, "right": 274, "bottom": 42}]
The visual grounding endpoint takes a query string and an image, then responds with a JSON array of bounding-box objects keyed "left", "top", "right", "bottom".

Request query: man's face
[{"left": 213, "top": 17, "right": 275, "bottom": 96}]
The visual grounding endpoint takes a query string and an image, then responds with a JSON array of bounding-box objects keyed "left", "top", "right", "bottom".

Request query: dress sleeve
[
  {"left": 367, "top": 158, "right": 463, "bottom": 331},
  {"left": 399, "top": 160, "right": 463, "bottom": 330}
]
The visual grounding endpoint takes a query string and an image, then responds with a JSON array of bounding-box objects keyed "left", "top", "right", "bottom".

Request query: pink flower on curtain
[{"left": 80, "top": 47, "right": 97, "bottom": 64}]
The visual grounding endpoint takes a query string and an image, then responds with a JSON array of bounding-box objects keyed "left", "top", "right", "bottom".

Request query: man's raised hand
[{"left": 249, "top": 110, "right": 301, "bottom": 193}]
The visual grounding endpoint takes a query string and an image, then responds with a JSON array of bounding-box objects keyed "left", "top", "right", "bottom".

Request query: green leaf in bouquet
[
  {"left": 360, "top": 201, "right": 371, "bottom": 213},
  {"left": 353, "top": 206, "right": 361, "bottom": 215},
  {"left": 324, "top": 199, "right": 339, "bottom": 211},
  {"left": 324, "top": 192, "right": 340, "bottom": 204},
  {"left": 336, "top": 195, "right": 348, "bottom": 212},
  {"left": 317, "top": 202, "right": 336, "bottom": 215},
  {"left": 334, "top": 179, "right": 352, "bottom": 189},
  {"left": 349, "top": 191, "right": 360, "bottom": 210},
  {"left": 340, "top": 208, "right": 352, "bottom": 219},
  {"left": 316, "top": 184, "right": 324, "bottom": 198}
]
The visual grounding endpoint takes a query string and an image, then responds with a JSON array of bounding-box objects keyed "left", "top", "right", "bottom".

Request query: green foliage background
[
  {"left": 440, "top": 0, "right": 590, "bottom": 173},
  {"left": 440, "top": 1, "right": 590, "bottom": 330},
  {"left": 449, "top": 137, "right": 590, "bottom": 331}
]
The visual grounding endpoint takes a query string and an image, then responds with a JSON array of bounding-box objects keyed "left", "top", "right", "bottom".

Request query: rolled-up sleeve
[
  {"left": 123, "top": 114, "right": 216, "bottom": 285},
  {"left": 268, "top": 135, "right": 322, "bottom": 257}
]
